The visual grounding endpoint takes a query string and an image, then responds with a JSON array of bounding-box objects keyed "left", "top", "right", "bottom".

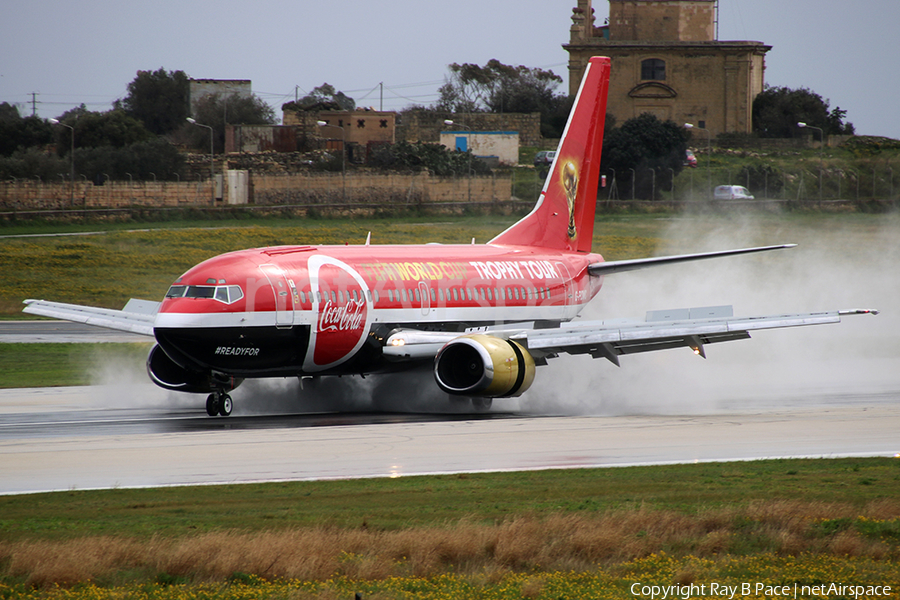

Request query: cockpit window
[
  {"left": 165, "top": 284, "right": 244, "bottom": 304},
  {"left": 226, "top": 285, "right": 243, "bottom": 303},
  {"left": 185, "top": 286, "right": 216, "bottom": 299},
  {"left": 165, "top": 285, "right": 187, "bottom": 298}
]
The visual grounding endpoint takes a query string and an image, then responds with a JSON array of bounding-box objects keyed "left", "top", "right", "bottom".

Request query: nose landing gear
[{"left": 206, "top": 391, "right": 233, "bottom": 417}]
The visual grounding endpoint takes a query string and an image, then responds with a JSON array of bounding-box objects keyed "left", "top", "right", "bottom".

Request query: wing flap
[
  {"left": 22, "top": 299, "right": 158, "bottom": 337},
  {"left": 518, "top": 308, "right": 875, "bottom": 364}
]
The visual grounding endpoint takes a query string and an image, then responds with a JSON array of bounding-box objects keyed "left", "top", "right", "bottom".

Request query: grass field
[{"left": 0, "top": 458, "right": 898, "bottom": 592}]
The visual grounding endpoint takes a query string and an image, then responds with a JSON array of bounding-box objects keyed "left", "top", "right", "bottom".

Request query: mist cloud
[{"left": 522, "top": 211, "right": 900, "bottom": 416}]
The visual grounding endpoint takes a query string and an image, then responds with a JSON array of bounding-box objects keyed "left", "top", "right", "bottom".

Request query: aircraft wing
[
  {"left": 22, "top": 299, "right": 158, "bottom": 337},
  {"left": 383, "top": 306, "right": 877, "bottom": 365},
  {"left": 511, "top": 306, "right": 877, "bottom": 365}
]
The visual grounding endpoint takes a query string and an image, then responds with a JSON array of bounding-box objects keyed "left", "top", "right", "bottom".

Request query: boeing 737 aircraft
[{"left": 23, "top": 57, "right": 876, "bottom": 416}]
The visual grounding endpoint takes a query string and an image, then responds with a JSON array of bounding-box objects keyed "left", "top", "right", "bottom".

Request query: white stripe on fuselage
[{"left": 153, "top": 301, "right": 591, "bottom": 330}]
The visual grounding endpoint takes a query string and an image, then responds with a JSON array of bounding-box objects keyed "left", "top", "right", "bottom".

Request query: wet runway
[
  {"left": 3, "top": 218, "right": 898, "bottom": 495},
  {"left": 1, "top": 384, "right": 897, "bottom": 495}
]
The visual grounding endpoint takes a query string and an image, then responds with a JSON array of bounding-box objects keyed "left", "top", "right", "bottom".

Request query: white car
[{"left": 714, "top": 185, "right": 754, "bottom": 200}]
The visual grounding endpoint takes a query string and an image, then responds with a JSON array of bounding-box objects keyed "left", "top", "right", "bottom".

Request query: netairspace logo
[{"left": 630, "top": 582, "right": 893, "bottom": 600}]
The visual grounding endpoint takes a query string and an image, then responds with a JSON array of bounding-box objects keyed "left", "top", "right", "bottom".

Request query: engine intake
[
  {"left": 147, "top": 343, "right": 215, "bottom": 393},
  {"left": 434, "top": 334, "right": 535, "bottom": 397}
]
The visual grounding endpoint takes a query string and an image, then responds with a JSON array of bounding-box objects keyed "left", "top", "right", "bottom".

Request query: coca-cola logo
[
  {"left": 318, "top": 299, "right": 365, "bottom": 332},
  {"left": 304, "top": 256, "right": 372, "bottom": 371}
]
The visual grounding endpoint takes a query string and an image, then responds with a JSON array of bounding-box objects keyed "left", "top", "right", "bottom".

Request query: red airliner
[{"left": 24, "top": 57, "right": 876, "bottom": 416}]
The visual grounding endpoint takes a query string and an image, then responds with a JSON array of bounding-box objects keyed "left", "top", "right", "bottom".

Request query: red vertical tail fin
[{"left": 490, "top": 56, "right": 610, "bottom": 253}]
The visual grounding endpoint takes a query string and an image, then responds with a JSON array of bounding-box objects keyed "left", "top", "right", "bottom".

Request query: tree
[
  {"left": 53, "top": 106, "right": 152, "bottom": 151},
  {"left": 75, "top": 138, "right": 185, "bottom": 183},
  {"left": 435, "top": 60, "right": 570, "bottom": 138},
  {"left": 289, "top": 83, "right": 356, "bottom": 111},
  {"left": 184, "top": 93, "right": 276, "bottom": 153},
  {"left": 119, "top": 68, "right": 190, "bottom": 135},
  {"left": 0, "top": 102, "right": 53, "bottom": 156},
  {"left": 600, "top": 113, "right": 688, "bottom": 200},
  {"left": 752, "top": 86, "right": 854, "bottom": 138},
  {"left": 369, "top": 141, "right": 491, "bottom": 177}
]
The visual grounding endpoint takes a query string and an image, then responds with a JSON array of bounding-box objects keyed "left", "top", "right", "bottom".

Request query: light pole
[
  {"left": 49, "top": 118, "right": 74, "bottom": 207},
  {"left": 186, "top": 117, "right": 215, "bottom": 204},
  {"left": 444, "top": 120, "right": 472, "bottom": 203},
  {"left": 317, "top": 120, "right": 346, "bottom": 202},
  {"left": 684, "top": 123, "right": 711, "bottom": 199},
  {"left": 798, "top": 122, "right": 825, "bottom": 203}
]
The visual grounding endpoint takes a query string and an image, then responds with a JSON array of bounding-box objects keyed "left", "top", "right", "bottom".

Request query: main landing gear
[{"left": 206, "top": 391, "right": 233, "bottom": 417}]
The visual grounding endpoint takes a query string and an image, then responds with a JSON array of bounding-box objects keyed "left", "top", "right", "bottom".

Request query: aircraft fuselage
[{"left": 154, "top": 243, "right": 605, "bottom": 380}]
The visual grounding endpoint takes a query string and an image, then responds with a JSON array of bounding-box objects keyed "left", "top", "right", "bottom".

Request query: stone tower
[{"left": 564, "top": 0, "right": 770, "bottom": 136}]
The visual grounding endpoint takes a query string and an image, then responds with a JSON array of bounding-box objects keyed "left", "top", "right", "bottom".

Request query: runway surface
[{"left": 1, "top": 384, "right": 897, "bottom": 495}]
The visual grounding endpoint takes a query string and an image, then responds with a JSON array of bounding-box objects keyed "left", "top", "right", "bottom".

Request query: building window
[
  {"left": 380, "top": 119, "right": 388, "bottom": 128},
  {"left": 641, "top": 59, "right": 666, "bottom": 81},
  {"left": 357, "top": 119, "right": 366, "bottom": 128}
]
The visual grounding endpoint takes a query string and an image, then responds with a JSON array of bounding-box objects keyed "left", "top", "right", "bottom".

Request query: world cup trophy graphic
[{"left": 562, "top": 161, "right": 578, "bottom": 240}]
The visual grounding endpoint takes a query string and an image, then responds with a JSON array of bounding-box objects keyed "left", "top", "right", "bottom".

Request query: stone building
[
  {"left": 283, "top": 108, "right": 396, "bottom": 162},
  {"left": 564, "top": 0, "right": 770, "bottom": 136}
]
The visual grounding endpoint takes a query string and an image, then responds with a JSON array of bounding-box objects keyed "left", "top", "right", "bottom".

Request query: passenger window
[
  {"left": 452, "top": 288, "right": 458, "bottom": 302},
  {"left": 430, "top": 289, "right": 436, "bottom": 302},
  {"left": 299, "top": 291, "right": 306, "bottom": 303}
]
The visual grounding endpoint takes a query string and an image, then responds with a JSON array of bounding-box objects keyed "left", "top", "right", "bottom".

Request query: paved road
[{"left": 1, "top": 384, "right": 896, "bottom": 495}]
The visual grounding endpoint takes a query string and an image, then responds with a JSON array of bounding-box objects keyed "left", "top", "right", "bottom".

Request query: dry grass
[{"left": 3, "top": 500, "right": 897, "bottom": 588}]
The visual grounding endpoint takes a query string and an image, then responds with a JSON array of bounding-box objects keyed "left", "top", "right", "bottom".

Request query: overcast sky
[{"left": 2, "top": 0, "right": 898, "bottom": 139}]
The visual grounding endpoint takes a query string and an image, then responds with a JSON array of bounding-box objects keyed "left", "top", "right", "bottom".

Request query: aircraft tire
[
  {"left": 206, "top": 394, "right": 219, "bottom": 417},
  {"left": 218, "top": 394, "right": 233, "bottom": 417}
]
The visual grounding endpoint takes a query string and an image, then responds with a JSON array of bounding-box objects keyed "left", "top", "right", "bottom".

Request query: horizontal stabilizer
[{"left": 588, "top": 244, "right": 797, "bottom": 276}]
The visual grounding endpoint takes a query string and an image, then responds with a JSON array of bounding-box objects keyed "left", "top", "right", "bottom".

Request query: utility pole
[{"left": 30, "top": 92, "right": 38, "bottom": 116}]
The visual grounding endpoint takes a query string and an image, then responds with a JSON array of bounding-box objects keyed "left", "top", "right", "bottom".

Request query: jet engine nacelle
[
  {"left": 147, "top": 343, "right": 218, "bottom": 393},
  {"left": 433, "top": 334, "right": 535, "bottom": 398}
]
